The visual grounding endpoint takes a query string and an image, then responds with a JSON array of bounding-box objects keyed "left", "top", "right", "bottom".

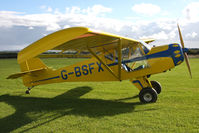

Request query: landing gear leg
[
  {"left": 131, "top": 77, "right": 159, "bottom": 103},
  {"left": 25, "top": 86, "right": 34, "bottom": 94}
]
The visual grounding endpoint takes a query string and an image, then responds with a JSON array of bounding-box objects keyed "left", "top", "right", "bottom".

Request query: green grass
[{"left": 0, "top": 58, "right": 199, "bottom": 133}]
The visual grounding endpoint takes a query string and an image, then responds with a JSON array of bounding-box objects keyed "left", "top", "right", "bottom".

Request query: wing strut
[
  {"left": 87, "top": 46, "right": 120, "bottom": 81},
  {"left": 118, "top": 39, "right": 122, "bottom": 81}
]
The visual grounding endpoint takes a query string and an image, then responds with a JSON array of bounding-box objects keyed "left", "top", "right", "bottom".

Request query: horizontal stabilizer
[{"left": 7, "top": 68, "right": 46, "bottom": 79}]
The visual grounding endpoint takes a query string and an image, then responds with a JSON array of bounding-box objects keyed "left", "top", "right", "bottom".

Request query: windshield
[
  {"left": 121, "top": 45, "right": 150, "bottom": 72},
  {"left": 139, "top": 40, "right": 152, "bottom": 50},
  {"left": 103, "top": 42, "right": 150, "bottom": 72},
  {"left": 139, "top": 40, "right": 152, "bottom": 54}
]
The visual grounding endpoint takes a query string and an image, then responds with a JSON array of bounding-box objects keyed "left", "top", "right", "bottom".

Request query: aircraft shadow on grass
[{"left": 0, "top": 86, "right": 147, "bottom": 133}]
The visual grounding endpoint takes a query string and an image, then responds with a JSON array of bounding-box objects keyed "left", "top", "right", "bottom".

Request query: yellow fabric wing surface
[{"left": 18, "top": 27, "right": 141, "bottom": 63}]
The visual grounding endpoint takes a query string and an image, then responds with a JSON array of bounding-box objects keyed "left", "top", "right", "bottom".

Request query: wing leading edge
[{"left": 18, "top": 27, "right": 154, "bottom": 64}]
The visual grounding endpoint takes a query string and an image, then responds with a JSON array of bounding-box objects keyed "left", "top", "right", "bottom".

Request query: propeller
[{"left": 177, "top": 24, "right": 192, "bottom": 78}]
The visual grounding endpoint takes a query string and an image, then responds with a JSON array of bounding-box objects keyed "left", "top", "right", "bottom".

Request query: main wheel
[
  {"left": 139, "top": 88, "right": 158, "bottom": 103},
  {"left": 151, "top": 80, "right": 162, "bottom": 94},
  {"left": 25, "top": 90, "right": 30, "bottom": 94}
]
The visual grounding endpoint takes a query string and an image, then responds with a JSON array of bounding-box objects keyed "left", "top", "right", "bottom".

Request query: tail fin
[
  {"left": 7, "top": 58, "right": 48, "bottom": 79},
  {"left": 20, "top": 57, "right": 47, "bottom": 72}
]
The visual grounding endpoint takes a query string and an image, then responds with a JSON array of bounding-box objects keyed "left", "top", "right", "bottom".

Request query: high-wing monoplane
[{"left": 7, "top": 24, "right": 192, "bottom": 103}]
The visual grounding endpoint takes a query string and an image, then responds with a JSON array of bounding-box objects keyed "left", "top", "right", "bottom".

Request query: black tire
[
  {"left": 151, "top": 80, "right": 162, "bottom": 94},
  {"left": 139, "top": 88, "right": 158, "bottom": 103},
  {"left": 25, "top": 90, "right": 30, "bottom": 94}
]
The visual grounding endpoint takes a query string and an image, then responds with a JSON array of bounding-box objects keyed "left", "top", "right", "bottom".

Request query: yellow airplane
[{"left": 7, "top": 24, "right": 192, "bottom": 103}]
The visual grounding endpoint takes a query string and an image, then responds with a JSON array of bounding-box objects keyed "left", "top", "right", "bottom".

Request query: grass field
[{"left": 0, "top": 58, "right": 199, "bottom": 133}]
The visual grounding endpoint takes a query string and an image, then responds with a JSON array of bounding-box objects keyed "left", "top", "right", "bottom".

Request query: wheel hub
[{"left": 143, "top": 93, "right": 152, "bottom": 102}]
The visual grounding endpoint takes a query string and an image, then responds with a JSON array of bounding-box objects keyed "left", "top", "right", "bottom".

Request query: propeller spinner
[{"left": 177, "top": 24, "right": 192, "bottom": 78}]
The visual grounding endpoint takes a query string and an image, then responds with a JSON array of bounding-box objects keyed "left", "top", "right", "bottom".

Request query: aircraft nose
[
  {"left": 182, "top": 48, "right": 189, "bottom": 53},
  {"left": 170, "top": 44, "right": 185, "bottom": 66}
]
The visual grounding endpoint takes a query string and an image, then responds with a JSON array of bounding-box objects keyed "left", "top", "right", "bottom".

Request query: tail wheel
[
  {"left": 151, "top": 80, "right": 162, "bottom": 94},
  {"left": 139, "top": 88, "right": 158, "bottom": 103}
]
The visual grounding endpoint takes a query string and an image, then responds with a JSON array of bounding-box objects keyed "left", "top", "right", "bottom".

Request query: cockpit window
[
  {"left": 139, "top": 40, "right": 151, "bottom": 54},
  {"left": 139, "top": 40, "right": 152, "bottom": 50},
  {"left": 103, "top": 42, "right": 150, "bottom": 72},
  {"left": 121, "top": 44, "right": 150, "bottom": 72}
]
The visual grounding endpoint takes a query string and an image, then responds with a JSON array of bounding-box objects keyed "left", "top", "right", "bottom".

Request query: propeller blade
[
  {"left": 184, "top": 53, "right": 192, "bottom": 78},
  {"left": 177, "top": 24, "right": 185, "bottom": 48},
  {"left": 177, "top": 23, "right": 192, "bottom": 78}
]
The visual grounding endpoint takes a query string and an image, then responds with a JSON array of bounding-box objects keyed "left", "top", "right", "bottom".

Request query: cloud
[
  {"left": 0, "top": 4, "right": 199, "bottom": 50},
  {"left": 186, "top": 32, "right": 197, "bottom": 38},
  {"left": 132, "top": 3, "right": 161, "bottom": 16},
  {"left": 40, "top": 5, "right": 53, "bottom": 12},
  {"left": 65, "top": 5, "right": 112, "bottom": 17},
  {"left": 28, "top": 26, "right": 34, "bottom": 30},
  {"left": 183, "top": 2, "right": 199, "bottom": 22},
  {"left": 0, "top": 11, "right": 61, "bottom": 31},
  {"left": 0, "top": 5, "right": 112, "bottom": 31},
  {"left": 140, "top": 30, "right": 176, "bottom": 40},
  {"left": 85, "top": 4, "right": 112, "bottom": 16}
]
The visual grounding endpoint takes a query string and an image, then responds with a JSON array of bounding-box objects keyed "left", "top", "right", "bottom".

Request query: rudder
[
  {"left": 20, "top": 58, "right": 48, "bottom": 87},
  {"left": 20, "top": 57, "right": 47, "bottom": 72}
]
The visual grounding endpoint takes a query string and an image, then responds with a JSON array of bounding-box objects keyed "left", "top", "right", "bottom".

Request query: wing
[
  {"left": 18, "top": 27, "right": 150, "bottom": 63},
  {"left": 52, "top": 29, "right": 140, "bottom": 51}
]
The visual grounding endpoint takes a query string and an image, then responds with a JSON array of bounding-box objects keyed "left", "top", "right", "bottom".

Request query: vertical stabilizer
[
  {"left": 19, "top": 58, "right": 48, "bottom": 87},
  {"left": 20, "top": 58, "right": 47, "bottom": 72}
]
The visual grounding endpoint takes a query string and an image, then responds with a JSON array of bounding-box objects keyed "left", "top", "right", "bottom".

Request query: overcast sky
[{"left": 0, "top": 0, "right": 199, "bottom": 51}]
